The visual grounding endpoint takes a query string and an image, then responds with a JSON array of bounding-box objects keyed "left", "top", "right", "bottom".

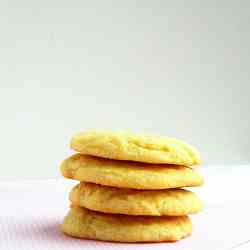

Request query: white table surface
[{"left": 1, "top": 165, "right": 250, "bottom": 250}]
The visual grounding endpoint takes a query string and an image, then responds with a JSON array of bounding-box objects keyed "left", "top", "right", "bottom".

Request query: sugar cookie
[
  {"left": 70, "top": 182, "right": 203, "bottom": 216},
  {"left": 62, "top": 206, "right": 192, "bottom": 242},
  {"left": 60, "top": 154, "right": 203, "bottom": 189},
  {"left": 71, "top": 130, "right": 201, "bottom": 166}
]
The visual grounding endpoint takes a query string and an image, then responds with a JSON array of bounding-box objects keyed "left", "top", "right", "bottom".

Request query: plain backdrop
[{"left": 0, "top": 1, "right": 249, "bottom": 178}]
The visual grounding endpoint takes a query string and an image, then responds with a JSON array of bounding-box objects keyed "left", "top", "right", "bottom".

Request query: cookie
[
  {"left": 61, "top": 206, "right": 192, "bottom": 242},
  {"left": 60, "top": 154, "right": 204, "bottom": 189},
  {"left": 70, "top": 182, "right": 203, "bottom": 216},
  {"left": 70, "top": 129, "right": 201, "bottom": 166}
]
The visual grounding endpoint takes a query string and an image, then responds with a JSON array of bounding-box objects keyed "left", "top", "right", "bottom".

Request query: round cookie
[
  {"left": 62, "top": 206, "right": 192, "bottom": 242},
  {"left": 60, "top": 154, "right": 204, "bottom": 189},
  {"left": 70, "top": 182, "right": 203, "bottom": 216},
  {"left": 70, "top": 129, "right": 201, "bottom": 166}
]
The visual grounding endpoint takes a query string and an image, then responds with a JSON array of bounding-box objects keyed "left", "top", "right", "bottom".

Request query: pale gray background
[{"left": 0, "top": 1, "right": 249, "bottom": 178}]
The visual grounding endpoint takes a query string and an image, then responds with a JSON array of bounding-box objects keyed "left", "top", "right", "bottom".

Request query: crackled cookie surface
[
  {"left": 62, "top": 206, "right": 192, "bottom": 242},
  {"left": 70, "top": 130, "right": 201, "bottom": 166},
  {"left": 60, "top": 154, "right": 204, "bottom": 189},
  {"left": 70, "top": 182, "right": 203, "bottom": 216}
]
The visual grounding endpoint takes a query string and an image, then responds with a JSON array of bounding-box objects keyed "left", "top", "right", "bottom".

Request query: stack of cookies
[{"left": 60, "top": 130, "right": 203, "bottom": 243}]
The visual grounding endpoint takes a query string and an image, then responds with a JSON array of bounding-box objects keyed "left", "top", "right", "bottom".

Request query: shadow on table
[{"left": 1, "top": 216, "right": 181, "bottom": 249}]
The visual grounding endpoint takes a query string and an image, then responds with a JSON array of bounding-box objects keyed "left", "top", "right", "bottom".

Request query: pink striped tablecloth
[{"left": 1, "top": 165, "right": 250, "bottom": 250}]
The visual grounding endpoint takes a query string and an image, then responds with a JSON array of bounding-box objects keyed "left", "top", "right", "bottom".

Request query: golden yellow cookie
[
  {"left": 70, "top": 182, "right": 203, "bottom": 216},
  {"left": 70, "top": 129, "right": 201, "bottom": 166},
  {"left": 61, "top": 206, "right": 192, "bottom": 242},
  {"left": 60, "top": 154, "right": 204, "bottom": 189}
]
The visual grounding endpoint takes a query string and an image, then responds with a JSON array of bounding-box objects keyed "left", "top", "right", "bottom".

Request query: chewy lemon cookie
[
  {"left": 60, "top": 154, "right": 204, "bottom": 189},
  {"left": 70, "top": 129, "right": 201, "bottom": 166},
  {"left": 62, "top": 206, "right": 192, "bottom": 242},
  {"left": 70, "top": 182, "right": 203, "bottom": 216}
]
